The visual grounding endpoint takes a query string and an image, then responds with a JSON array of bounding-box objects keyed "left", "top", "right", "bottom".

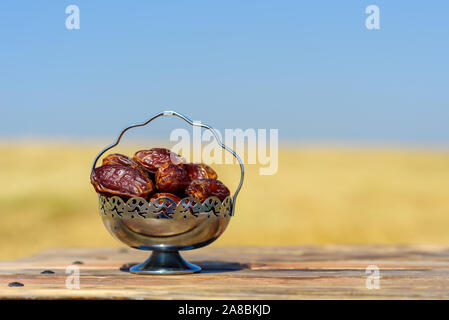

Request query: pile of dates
[{"left": 91, "top": 148, "right": 230, "bottom": 204}]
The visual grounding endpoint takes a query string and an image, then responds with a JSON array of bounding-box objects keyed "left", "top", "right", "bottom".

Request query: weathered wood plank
[{"left": 1, "top": 245, "right": 449, "bottom": 299}]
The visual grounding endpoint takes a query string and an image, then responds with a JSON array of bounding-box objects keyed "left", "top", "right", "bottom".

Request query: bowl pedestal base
[{"left": 129, "top": 251, "right": 201, "bottom": 275}]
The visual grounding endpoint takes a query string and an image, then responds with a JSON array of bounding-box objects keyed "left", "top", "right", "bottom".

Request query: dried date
[
  {"left": 91, "top": 164, "right": 154, "bottom": 198},
  {"left": 103, "top": 153, "right": 153, "bottom": 178},
  {"left": 155, "top": 163, "right": 190, "bottom": 194},
  {"left": 185, "top": 179, "right": 230, "bottom": 202},
  {"left": 102, "top": 153, "right": 140, "bottom": 169},
  {"left": 133, "top": 148, "right": 185, "bottom": 173},
  {"left": 184, "top": 163, "right": 218, "bottom": 180}
]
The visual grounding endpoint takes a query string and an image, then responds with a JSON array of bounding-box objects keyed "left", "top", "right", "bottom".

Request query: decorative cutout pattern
[{"left": 100, "top": 195, "right": 233, "bottom": 219}]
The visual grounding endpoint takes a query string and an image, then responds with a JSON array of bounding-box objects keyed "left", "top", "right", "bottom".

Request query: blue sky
[{"left": 0, "top": 1, "right": 448, "bottom": 145}]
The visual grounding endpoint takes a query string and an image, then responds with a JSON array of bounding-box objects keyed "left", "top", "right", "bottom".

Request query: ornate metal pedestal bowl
[{"left": 91, "top": 111, "right": 244, "bottom": 275}]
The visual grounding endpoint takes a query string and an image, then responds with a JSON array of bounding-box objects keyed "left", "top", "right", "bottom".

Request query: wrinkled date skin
[
  {"left": 133, "top": 148, "right": 186, "bottom": 173},
  {"left": 185, "top": 179, "right": 230, "bottom": 202},
  {"left": 91, "top": 164, "right": 154, "bottom": 198},
  {"left": 102, "top": 153, "right": 153, "bottom": 178},
  {"left": 149, "top": 193, "right": 182, "bottom": 204},
  {"left": 103, "top": 153, "right": 141, "bottom": 169},
  {"left": 184, "top": 163, "right": 218, "bottom": 180},
  {"left": 155, "top": 163, "right": 190, "bottom": 194}
]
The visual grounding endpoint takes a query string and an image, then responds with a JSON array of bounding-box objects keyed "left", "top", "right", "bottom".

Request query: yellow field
[{"left": 1, "top": 143, "right": 449, "bottom": 260}]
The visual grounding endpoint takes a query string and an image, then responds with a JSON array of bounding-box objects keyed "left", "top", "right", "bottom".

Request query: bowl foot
[{"left": 129, "top": 251, "right": 201, "bottom": 275}]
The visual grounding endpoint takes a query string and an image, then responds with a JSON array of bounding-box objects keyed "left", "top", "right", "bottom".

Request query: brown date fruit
[
  {"left": 149, "top": 193, "right": 182, "bottom": 205},
  {"left": 133, "top": 148, "right": 185, "bottom": 173},
  {"left": 185, "top": 179, "right": 230, "bottom": 202},
  {"left": 102, "top": 153, "right": 140, "bottom": 169},
  {"left": 103, "top": 153, "right": 153, "bottom": 178},
  {"left": 184, "top": 163, "right": 218, "bottom": 180},
  {"left": 155, "top": 163, "right": 190, "bottom": 194},
  {"left": 91, "top": 164, "right": 154, "bottom": 198}
]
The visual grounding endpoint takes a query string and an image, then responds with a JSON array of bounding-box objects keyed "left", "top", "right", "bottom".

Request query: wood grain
[{"left": 1, "top": 245, "right": 449, "bottom": 299}]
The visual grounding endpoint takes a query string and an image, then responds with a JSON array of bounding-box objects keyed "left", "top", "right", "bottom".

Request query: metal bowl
[{"left": 91, "top": 111, "right": 244, "bottom": 275}]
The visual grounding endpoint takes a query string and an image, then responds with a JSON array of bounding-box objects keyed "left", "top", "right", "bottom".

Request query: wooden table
[{"left": 1, "top": 245, "right": 449, "bottom": 299}]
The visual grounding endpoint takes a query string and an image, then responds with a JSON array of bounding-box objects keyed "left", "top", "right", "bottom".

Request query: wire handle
[{"left": 91, "top": 110, "right": 245, "bottom": 215}]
